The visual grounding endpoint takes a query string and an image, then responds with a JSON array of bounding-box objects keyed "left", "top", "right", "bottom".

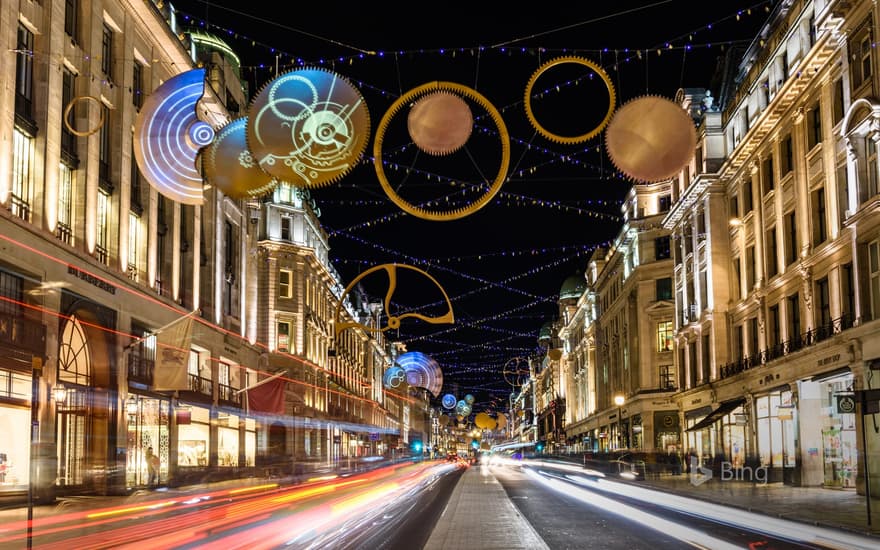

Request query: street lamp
[{"left": 613, "top": 394, "right": 625, "bottom": 450}]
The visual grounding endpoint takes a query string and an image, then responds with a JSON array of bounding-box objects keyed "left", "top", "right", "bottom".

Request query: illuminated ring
[
  {"left": 373, "top": 81, "right": 510, "bottom": 221},
  {"left": 63, "top": 96, "right": 106, "bottom": 137},
  {"left": 523, "top": 56, "right": 616, "bottom": 144}
]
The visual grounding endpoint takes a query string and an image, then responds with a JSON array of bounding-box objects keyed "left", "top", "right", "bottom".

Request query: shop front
[
  {"left": 0, "top": 396, "right": 31, "bottom": 494},
  {"left": 797, "top": 369, "right": 856, "bottom": 488}
]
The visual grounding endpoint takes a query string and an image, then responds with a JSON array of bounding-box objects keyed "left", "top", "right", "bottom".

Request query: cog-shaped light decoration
[
  {"left": 246, "top": 67, "right": 370, "bottom": 188},
  {"left": 382, "top": 365, "right": 408, "bottom": 390},
  {"left": 332, "top": 263, "right": 454, "bottom": 337},
  {"left": 407, "top": 91, "right": 473, "bottom": 156},
  {"left": 495, "top": 413, "right": 508, "bottom": 431},
  {"left": 373, "top": 81, "right": 510, "bottom": 221},
  {"left": 456, "top": 400, "right": 472, "bottom": 417},
  {"left": 464, "top": 393, "right": 475, "bottom": 405},
  {"left": 523, "top": 56, "right": 616, "bottom": 145},
  {"left": 202, "top": 117, "right": 278, "bottom": 199},
  {"left": 605, "top": 94, "right": 697, "bottom": 183},
  {"left": 134, "top": 68, "right": 215, "bottom": 205}
]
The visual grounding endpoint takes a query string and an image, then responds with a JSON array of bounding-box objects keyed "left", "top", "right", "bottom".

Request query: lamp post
[{"left": 614, "top": 394, "right": 625, "bottom": 450}]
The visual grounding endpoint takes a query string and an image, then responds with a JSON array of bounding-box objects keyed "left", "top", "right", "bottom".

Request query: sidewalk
[
  {"left": 635, "top": 473, "right": 880, "bottom": 537},
  {"left": 423, "top": 463, "right": 549, "bottom": 550}
]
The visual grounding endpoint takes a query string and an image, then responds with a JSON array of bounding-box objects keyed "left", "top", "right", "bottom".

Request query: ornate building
[{"left": 0, "top": 0, "right": 411, "bottom": 503}]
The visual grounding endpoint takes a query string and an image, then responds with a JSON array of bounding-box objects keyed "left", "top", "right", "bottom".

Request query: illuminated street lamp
[{"left": 613, "top": 394, "right": 625, "bottom": 450}]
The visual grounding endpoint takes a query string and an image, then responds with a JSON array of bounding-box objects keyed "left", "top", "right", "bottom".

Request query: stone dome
[{"left": 559, "top": 271, "right": 586, "bottom": 301}]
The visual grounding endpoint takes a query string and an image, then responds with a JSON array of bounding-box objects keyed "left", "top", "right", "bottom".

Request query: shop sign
[{"left": 836, "top": 394, "right": 856, "bottom": 414}]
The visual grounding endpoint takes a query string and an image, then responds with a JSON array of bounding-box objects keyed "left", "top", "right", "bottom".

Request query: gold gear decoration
[
  {"left": 373, "top": 81, "right": 510, "bottom": 222},
  {"left": 332, "top": 263, "right": 454, "bottom": 337},
  {"left": 605, "top": 94, "right": 697, "bottom": 183},
  {"left": 202, "top": 117, "right": 278, "bottom": 199},
  {"left": 523, "top": 56, "right": 616, "bottom": 145},
  {"left": 64, "top": 96, "right": 106, "bottom": 137}
]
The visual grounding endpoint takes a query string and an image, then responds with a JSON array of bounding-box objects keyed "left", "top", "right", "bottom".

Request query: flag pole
[{"left": 124, "top": 308, "right": 199, "bottom": 351}]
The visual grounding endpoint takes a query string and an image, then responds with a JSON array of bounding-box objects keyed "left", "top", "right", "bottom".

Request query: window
[
  {"left": 768, "top": 304, "right": 780, "bottom": 351},
  {"left": 851, "top": 22, "right": 873, "bottom": 90},
  {"left": 766, "top": 226, "right": 778, "bottom": 278},
  {"left": 780, "top": 134, "right": 793, "bottom": 175},
  {"left": 99, "top": 108, "right": 111, "bottom": 186},
  {"left": 762, "top": 156, "right": 774, "bottom": 194},
  {"left": 729, "top": 194, "right": 739, "bottom": 219},
  {"left": 867, "top": 137, "right": 878, "bottom": 198},
  {"left": 807, "top": 105, "right": 822, "bottom": 150},
  {"left": 130, "top": 145, "right": 143, "bottom": 215},
  {"left": 733, "top": 256, "right": 742, "bottom": 300},
  {"left": 128, "top": 212, "right": 139, "bottom": 280},
  {"left": 656, "top": 277, "right": 672, "bottom": 301},
  {"left": 280, "top": 217, "right": 292, "bottom": 241},
  {"left": 742, "top": 179, "right": 753, "bottom": 215},
  {"left": 657, "top": 321, "right": 673, "bottom": 352},
  {"left": 788, "top": 292, "right": 801, "bottom": 343},
  {"left": 61, "top": 67, "right": 77, "bottom": 156},
  {"left": 15, "top": 24, "right": 34, "bottom": 119},
  {"left": 701, "top": 334, "right": 711, "bottom": 383},
  {"left": 133, "top": 60, "right": 144, "bottom": 109},
  {"left": 658, "top": 194, "right": 671, "bottom": 212},
  {"left": 842, "top": 263, "right": 855, "bottom": 323},
  {"left": 11, "top": 128, "right": 33, "bottom": 222},
  {"left": 96, "top": 190, "right": 109, "bottom": 264},
  {"left": 870, "top": 241, "right": 880, "bottom": 320},
  {"left": 784, "top": 211, "right": 798, "bottom": 265},
  {"left": 816, "top": 277, "right": 831, "bottom": 328},
  {"left": 655, "top": 236, "right": 671, "bottom": 260},
  {"left": 811, "top": 187, "right": 827, "bottom": 247},
  {"left": 833, "top": 78, "right": 845, "bottom": 125},
  {"left": 659, "top": 365, "right": 675, "bottom": 390},
  {"left": 101, "top": 23, "right": 113, "bottom": 80},
  {"left": 745, "top": 245, "right": 756, "bottom": 291},
  {"left": 279, "top": 269, "right": 293, "bottom": 298},
  {"left": 57, "top": 162, "right": 74, "bottom": 244},
  {"left": 277, "top": 321, "right": 291, "bottom": 352},
  {"left": 837, "top": 162, "right": 849, "bottom": 227},
  {"left": 733, "top": 325, "right": 743, "bottom": 361},
  {"left": 64, "top": 0, "right": 78, "bottom": 40},
  {"left": 748, "top": 317, "right": 759, "bottom": 358},
  {"left": 0, "top": 270, "right": 24, "bottom": 317}
]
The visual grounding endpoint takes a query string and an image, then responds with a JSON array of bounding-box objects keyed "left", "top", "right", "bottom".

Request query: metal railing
[{"left": 720, "top": 313, "right": 852, "bottom": 379}]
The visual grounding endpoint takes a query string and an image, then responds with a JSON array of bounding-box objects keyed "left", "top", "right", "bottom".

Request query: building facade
[{"left": 0, "top": 0, "right": 413, "bottom": 503}]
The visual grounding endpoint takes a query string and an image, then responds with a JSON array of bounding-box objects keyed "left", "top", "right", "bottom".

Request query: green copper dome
[
  {"left": 559, "top": 271, "right": 586, "bottom": 301},
  {"left": 537, "top": 321, "right": 553, "bottom": 342}
]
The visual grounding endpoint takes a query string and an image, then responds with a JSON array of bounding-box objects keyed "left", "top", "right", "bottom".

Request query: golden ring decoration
[
  {"left": 523, "top": 56, "right": 616, "bottom": 145},
  {"left": 332, "top": 263, "right": 454, "bottom": 337},
  {"left": 63, "top": 96, "right": 106, "bottom": 137},
  {"left": 373, "top": 81, "right": 510, "bottom": 222}
]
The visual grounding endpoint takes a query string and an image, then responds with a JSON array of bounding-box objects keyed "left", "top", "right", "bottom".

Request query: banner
[
  {"left": 152, "top": 315, "right": 194, "bottom": 391},
  {"left": 248, "top": 376, "right": 286, "bottom": 415}
]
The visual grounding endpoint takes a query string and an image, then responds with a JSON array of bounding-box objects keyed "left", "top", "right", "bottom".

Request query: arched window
[{"left": 58, "top": 314, "right": 91, "bottom": 386}]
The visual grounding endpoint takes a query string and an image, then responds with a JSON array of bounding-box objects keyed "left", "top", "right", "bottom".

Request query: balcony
[
  {"left": 719, "top": 314, "right": 852, "bottom": 379},
  {"left": 219, "top": 383, "right": 242, "bottom": 407},
  {"left": 0, "top": 312, "right": 46, "bottom": 360},
  {"left": 127, "top": 354, "right": 154, "bottom": 385}
]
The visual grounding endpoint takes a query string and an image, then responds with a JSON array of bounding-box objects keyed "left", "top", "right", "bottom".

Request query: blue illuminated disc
[
  {"left": 383, "top": 366, "right": 407, "bottom": 389},
  {"left": 442, "top": 394, "right": 457, "bottom": 409}
]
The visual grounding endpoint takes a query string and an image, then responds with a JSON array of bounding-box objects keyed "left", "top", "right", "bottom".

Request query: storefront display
[
  {"left": 820, "top": 376, "right": 856, "bottom": 488},
  {"left": 0, "top": 404, "right": 30, "bottom": 490},
  {"left": 218, "top": 413, "right": 239, "bottom": 467},
  {"left": 126, "top": 395, "right": 170, "bottom": 487},
  {"left": 178, "top": 406, "right": 210, "bottom": 467}
]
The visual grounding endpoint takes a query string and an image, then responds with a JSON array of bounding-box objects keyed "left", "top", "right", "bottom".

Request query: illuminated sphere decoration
[
  {"left": 202, "top": 117, "right": 278, "bottom": 199},
  {"left": 456, "top": 400, "right": 472, "bottom": 417},
  {"left": 407, "top": 91, "right": 473, "bottom": 156},
  {"left": 134, "top": 68, "right": 214, "bottom": 205},
  {"left": 605, "top": 94, "right": 697, "bottom": 183},
  {"left": 442, "top": 393, "right": 457, "bottom": 409},
  {"left": 464, "top": 394, "right": 475, "bottom": 405},
  {"left": 474, "top": 412, "right": 497, "bottom": 430},
  {"left": 246, "top": 67, "right": 370, "bottom": 188}
]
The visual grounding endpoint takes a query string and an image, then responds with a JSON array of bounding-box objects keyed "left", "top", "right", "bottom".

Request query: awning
[{"left": 686, "top": 398, "right": 746, "bottom": 432}]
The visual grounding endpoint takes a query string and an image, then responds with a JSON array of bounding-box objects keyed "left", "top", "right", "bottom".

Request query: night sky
[{"left": 172, "top": 0, "right": 772, "bottom": 410}]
